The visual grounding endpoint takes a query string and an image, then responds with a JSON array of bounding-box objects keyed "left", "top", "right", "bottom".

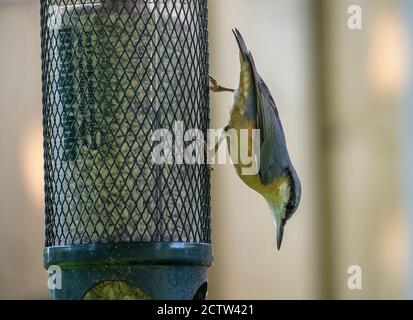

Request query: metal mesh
[{"left": 41, "top": 0, "right": 210, "bottom": 246}]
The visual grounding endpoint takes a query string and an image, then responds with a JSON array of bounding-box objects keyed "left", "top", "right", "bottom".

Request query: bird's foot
[
  {"left": 207, "top": 164, "right": 215, "bottom": 174},
  {"left": 209, "top": 76, "right": 235, "bottom": 93},
  {"left": 209, "top": 76, "right": 220, "bottom": 92}
]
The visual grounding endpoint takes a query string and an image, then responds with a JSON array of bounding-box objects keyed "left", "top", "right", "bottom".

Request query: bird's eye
[
  {"left": 286, "top": 202, "right": 295, "bottom": 210},
  {"left": 285, "top": 201, "right": 297, "bottom": 219}
]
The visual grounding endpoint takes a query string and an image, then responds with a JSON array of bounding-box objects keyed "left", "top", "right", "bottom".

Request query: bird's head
[{"left": 270, "top": 169, "right": 301, "bottom": 250}]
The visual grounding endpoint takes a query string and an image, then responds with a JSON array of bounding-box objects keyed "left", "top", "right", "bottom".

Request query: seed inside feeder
[{"left": 45, "top": 0, "right": 207, "bottom": 245}]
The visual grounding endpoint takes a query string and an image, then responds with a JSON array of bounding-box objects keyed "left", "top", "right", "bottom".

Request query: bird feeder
[{"left": 41, "top": 0, "right": 211, "bottom": 300}]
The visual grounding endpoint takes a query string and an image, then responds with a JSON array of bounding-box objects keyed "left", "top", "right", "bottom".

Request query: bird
[{"left": 209, "top": 29, "right": 301, "bottom": 250}]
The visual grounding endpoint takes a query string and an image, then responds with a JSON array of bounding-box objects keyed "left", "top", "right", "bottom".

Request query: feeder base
[{"left": 44, "top": 242, "right": 212, "bottom": 300}]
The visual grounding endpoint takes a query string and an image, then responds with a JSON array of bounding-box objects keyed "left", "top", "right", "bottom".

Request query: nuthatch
[{"left": 210, "top": 29, "right": 301, "bottom": 250}]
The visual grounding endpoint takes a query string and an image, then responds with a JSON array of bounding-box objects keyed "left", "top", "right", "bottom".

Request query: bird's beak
[{"left": 276, "top": 222, "right": 285, "bottom": 251}]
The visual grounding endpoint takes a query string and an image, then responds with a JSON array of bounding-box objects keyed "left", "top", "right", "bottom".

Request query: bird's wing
[
  {"left": 248, "top": 54, "right": 292, "bottom": 185},
  {"left": 232, "top": 29, "right": 291, "bottom": 185}
]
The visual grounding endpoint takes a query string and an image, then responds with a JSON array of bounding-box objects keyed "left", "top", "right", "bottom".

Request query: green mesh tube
[{"left": 41, "top": 0, "right": 211, "bottom": 300}]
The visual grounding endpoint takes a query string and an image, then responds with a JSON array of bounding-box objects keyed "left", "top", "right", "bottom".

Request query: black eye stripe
[{"left": 284, "top": 169, "right": 298, "bottom": 220}]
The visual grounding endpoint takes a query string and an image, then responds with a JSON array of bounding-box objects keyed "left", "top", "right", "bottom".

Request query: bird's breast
[{"left": 228, "top": 104, "right": 290, "bottom": 207}]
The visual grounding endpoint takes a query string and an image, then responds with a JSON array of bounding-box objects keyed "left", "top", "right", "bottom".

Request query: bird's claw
[
  {"left": 207, "top": 164, "right": 215, "bottom": 174},
  {"left": 209, "top": 76, "right": 220, "bottom": 92},
  {"left": 209, "top": 76, "right": 235, "bottom": 93}
]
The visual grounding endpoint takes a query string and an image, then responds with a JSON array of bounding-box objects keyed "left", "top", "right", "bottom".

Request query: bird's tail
[
  {"left": 232, "top": 28, "right": 259, "bottom": 98},
  {"left": 232, "top": 28, "right": 250, "bottom": 61}
]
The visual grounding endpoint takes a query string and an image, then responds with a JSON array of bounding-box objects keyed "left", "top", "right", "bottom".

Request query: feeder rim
[{"left": 44, "top": 242, "right": 213, "bottom": 268}]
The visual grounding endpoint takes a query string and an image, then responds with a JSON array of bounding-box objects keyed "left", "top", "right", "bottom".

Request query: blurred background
[{"left": 0, "top": 0, "right": 412, "bottom": 299}]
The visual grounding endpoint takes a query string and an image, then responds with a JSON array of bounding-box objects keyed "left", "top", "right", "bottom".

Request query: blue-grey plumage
[{"left": 212, "top": 29, "right": 301, "bottom": 250}]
